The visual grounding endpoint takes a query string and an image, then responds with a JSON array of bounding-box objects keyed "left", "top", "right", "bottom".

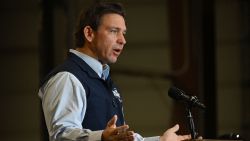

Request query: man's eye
[{"left": 110, "top": 29, "right": 118, "bottom": 33}]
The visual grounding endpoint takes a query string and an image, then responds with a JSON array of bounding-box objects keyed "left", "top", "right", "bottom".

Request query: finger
[
  {"left": 127, "top": 135, "right": 135, "bottom": 141},
  {"left": 107, "top": 115, "right": 117, "bottom": 128},
  {"left": 116, "top": 124, "right": 129, "bottom": 133},
  {"left": 197, "top": 136, "right": 203, "bottom": 140},
  {"left": 108, "top": 125, "right": 129, "bottom": 136},
  {"left": 122, "top": 133, "right": 135, "bottom": 141},
  {"left": 167, "top": 124, "right": 179, "bottom": 133},
  {"left": 178, "top": 134, "right": 192, "bottom": 141},
  {"left": 115, "top": 131, "right": 134, "bottom": 141},
  {"left": 122, "top": 136, "right": 134, "bottom": 141}
]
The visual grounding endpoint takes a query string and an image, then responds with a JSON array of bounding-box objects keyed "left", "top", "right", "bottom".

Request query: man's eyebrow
[{"left": 109, "top": 26, "right": 127, "bottom": 33}]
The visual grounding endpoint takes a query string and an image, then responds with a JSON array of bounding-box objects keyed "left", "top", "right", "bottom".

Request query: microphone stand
[{"left": 186, "top": 104, "right": 197, "bottom": 139}]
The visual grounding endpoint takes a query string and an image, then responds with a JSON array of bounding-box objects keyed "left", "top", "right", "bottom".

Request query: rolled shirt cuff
[{"left": 89, "top": 130, "right": 103, "bottom": 141}]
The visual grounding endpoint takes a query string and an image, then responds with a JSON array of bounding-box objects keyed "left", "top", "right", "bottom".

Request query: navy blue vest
[{"left": 40, "top": 52, "right": 125, "bottom": 131}]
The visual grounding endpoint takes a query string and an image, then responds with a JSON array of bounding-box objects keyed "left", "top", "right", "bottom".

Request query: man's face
[{"left": 92, "top": 13, "right": 126, "bottom": 64}]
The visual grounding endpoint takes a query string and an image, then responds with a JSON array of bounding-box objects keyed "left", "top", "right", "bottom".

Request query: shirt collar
[
  {"left": 69, "top": 49, "right": 110, "bottom": 79},
  {"left": 102, "top": 64, "right": 110, "bottom": 80}
]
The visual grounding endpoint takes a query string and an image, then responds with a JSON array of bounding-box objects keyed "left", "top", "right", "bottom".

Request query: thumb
[
  {"left": 107, "top": 115, "right": 117, "bottom": 128},
  {"left": 168, "top": 124, "right": 179, "bottom": 133}
]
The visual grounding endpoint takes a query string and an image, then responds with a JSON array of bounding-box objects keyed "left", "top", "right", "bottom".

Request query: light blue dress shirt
[{"left": 38, "top": 49, "right": 160, "bottom": 141}]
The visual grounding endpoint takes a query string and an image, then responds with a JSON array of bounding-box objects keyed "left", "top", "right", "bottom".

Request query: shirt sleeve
[
  {"left": 38, "top": 72, "right": 103, "bottom": 141},
  {"left": 134, "top": 133, "right": 160, "bottom": 141}
]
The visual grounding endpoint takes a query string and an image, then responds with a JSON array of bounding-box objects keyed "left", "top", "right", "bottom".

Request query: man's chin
[{"left": 108, "top": 58, "right": 118, "bottom": 64}]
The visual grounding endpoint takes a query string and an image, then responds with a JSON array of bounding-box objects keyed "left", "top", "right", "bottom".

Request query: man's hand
[
  {"left": 102, "top": 115, "right": 134, "bottom": 141},
  {"left": 160, "top": 124, "right": 191, "bottom": 141}
]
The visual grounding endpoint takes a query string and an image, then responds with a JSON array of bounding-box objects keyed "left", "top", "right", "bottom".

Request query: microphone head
[
  {"left": 168, "top": 86, "right": 190, "bottom": 101},
  {"left": 168, "top": 86, "right": 206, "bottom": 109}
]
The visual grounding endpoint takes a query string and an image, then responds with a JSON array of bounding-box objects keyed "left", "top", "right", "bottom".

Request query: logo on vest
[{"left": 112, "top": 88, "right": 122, "bottom": 103}]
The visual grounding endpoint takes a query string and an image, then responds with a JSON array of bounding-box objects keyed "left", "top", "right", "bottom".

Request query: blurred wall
[
  {"left": 216, "top": 0, "right": 242, "bottom": 135},
  {"left": 216, "top": 0, "right": 250, "bottom": 139},
  {"left": 0, "top": 0, "right": 40, "bottom": 140}
]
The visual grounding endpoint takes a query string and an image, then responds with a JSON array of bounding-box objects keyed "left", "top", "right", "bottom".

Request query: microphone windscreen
[
  {"left": 168, "top": 87, "right": 188, "bottom": 100},
  {"left": 168, "top": 86, "right": 206, "bottom": 109}
]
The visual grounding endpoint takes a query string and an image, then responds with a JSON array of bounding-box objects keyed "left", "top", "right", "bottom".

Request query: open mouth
[{"left": 113, "top": 48, "right": 121, "bottom": 55}]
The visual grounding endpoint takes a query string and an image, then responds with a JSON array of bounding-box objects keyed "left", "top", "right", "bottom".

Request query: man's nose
[{"left": 117, "top": 33, "right": 126, "bottom": 45}]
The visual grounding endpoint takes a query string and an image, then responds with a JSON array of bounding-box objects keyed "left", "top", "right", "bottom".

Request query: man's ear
[{"left": 83, "top": 26, "right": 95, "bottom": 42}]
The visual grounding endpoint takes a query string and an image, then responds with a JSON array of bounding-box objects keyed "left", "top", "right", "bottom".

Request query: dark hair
[{"left": 74, "top": 2, "right": 126, "bottom": 48}]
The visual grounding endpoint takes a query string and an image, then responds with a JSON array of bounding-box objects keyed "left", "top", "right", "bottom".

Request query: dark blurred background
[{"left": 0, "top": 0, "right": 249, "bottom": 140}]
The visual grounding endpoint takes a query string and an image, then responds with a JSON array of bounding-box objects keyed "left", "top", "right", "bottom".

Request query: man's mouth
[{"left": 113, "top": 48, "right": 122, "bottom": 56}]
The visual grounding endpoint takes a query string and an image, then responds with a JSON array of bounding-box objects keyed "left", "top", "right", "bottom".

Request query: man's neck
[
  {"left": 76, "top": 47, "right": 106, "bottom": 65},
  {"left": 76, "top": 46, "right": 96, "bottom": 60}
]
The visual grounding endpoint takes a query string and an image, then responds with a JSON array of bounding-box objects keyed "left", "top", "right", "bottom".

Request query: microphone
[{"left": 168, "top": 86, "right": 206, "bottom": 109}]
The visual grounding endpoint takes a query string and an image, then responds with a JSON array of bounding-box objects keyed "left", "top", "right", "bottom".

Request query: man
[{"left": 38, "top": 2, "right": 191, "bottom": 141}]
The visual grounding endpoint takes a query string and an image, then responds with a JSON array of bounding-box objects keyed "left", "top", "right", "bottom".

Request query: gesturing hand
[
  {"left": 160, "top": 124, "right": 191, "bottom": 141},
  {"left": 102, "top": 115, "right": 134, "bottom": 141}
]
